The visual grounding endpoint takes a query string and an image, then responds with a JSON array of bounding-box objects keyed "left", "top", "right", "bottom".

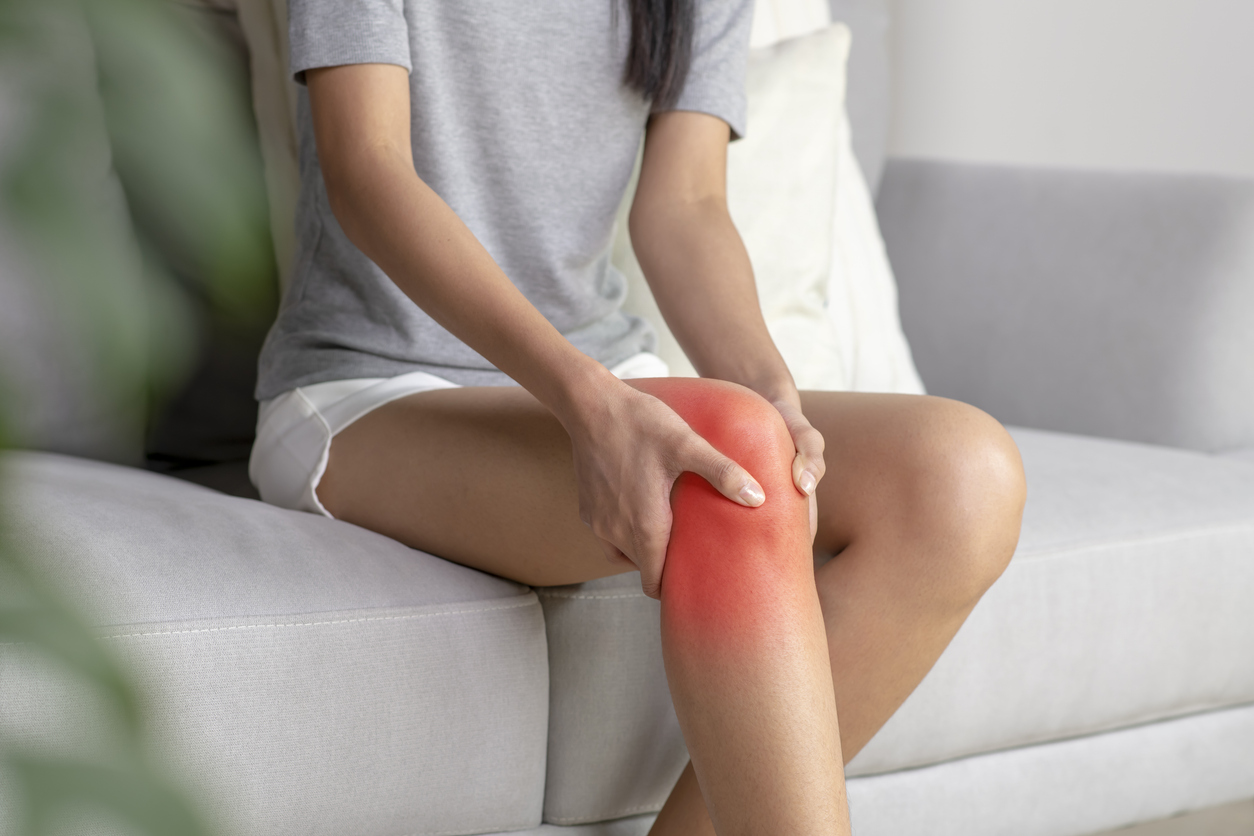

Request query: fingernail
[
  {"left": 739, "top": 483, "right": 765, "bottom": 506},
  {"left": 799, "top": 470, "right": 817, "bottom": 496}
]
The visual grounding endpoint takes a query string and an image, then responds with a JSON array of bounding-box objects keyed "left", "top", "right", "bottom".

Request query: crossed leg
[
  {"left": 318, "top": 380, "right": 1026, "bottom": 835},
  {"left": 650, "top": 389, "right": 1026, "bottom": 834}
]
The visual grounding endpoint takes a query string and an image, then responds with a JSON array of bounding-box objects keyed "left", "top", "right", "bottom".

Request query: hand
[
  {"left": 769, "top": 393, "right": 826, "bottom": 544},
  {"left": 564, "top": 379, "right": 766, "bottom": 599}
]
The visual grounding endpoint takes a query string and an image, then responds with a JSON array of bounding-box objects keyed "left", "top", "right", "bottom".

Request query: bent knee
[
  {"left": 629, "top": 377, "right": 794, "bottom": 478},
  {"left": 635, "top": 379, "right": 814, "bottom": 610},
  {"left": 898, "top": 398, "right": 1026, "bottom": 601}
]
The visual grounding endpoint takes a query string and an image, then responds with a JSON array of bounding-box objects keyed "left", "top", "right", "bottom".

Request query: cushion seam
[
  {"left": 545, "top": 803, "right": 662, "bottom": 825},
  {"left": 846, "top": 699, "right": 1254, "bottom": 780},
  {"left": 535, "top": 591, "right": 645, "bottom": 601},
  {"left": 385, "top": 821, "right": 536, "bottom": 836},
  {"left": 0, "top": 598, "right": 540, "bottom": 646}
]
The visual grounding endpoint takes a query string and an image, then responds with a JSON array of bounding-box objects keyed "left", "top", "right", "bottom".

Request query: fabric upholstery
[
  {"left": 879, "top": 158, "right": 1254, "bottom": 453},
  {"left": 749, "top": 0, "right": 829, "bottom": 47},
  {"left": 847, "top": 702, "right": 1254, "bottom": 836},
  {"left": 824, "top": 106, "right": 925, "bottom": 394},
  {"left": 1224, "top": 448, "right": 1254, "bottom": 465},
  {"left": 0, "top": 4, "right": 149, "bottom": 466},
  {"left": 189, "top": 0, "right": 299, "bottom": 291},
  {"left": 537, "top": 579, "right": 683, "bottom": 825},
  {"left": 849, "top": 426, "right": 1254, "bottom": 773},
  {"left": 482, "top": 814, "right": 656, "bottom": 836},
  {"left": 1, "top": 453, "right": 550, "bottom": 836},
  {"left": 537, "top": 427, "right": 1254, "bottom": 822},
  {"left": 753, "top": 0, "right": 892, "bottom": 193}
]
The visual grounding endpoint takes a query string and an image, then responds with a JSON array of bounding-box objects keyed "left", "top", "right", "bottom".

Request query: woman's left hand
[{"left": 768, "top": 392, "right": 826, "bottom": 544}]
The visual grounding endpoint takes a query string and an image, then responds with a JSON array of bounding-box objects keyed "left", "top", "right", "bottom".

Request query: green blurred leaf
[
  {"left": 88, "top": 0, "right": 274, "bottom": 328},
  {"left": 7, "top": 755, "right": 211, "bottom": 836},
  {"left": 0, "top": 543, "right": 141, "bottom": 734},
  {"left": 0, "top": 0, "right": 275, "bottom": 832}
]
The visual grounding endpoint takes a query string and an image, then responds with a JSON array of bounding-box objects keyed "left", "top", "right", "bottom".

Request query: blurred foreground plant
[{"left": 0, "top": 0, "right": 273, "bottom": 831}]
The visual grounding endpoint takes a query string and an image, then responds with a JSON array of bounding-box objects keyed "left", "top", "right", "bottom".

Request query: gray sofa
[{"left": 3, "top": 2, "right": 1253, "bottom": 835}]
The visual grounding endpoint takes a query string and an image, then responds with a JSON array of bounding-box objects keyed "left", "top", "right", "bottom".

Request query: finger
[
  {"left": 775, "top": 401, "right": 826, "bottom": 496},
  {"left": 630, "top": 511, "right": 672, "bottom": 600},
  {"left": 638, "top": 559, "right": 667, "bottom": 600},
  {"left": 595, "top": 536, "right": 635, "bottom": 570},
  {"left": 793, "top": 451, "right": 819, "bottom": 497},
  {"left": 685, "top": 437, "right": 765, "bottom": 507},
  {"left": 808, "top": 490, "right": 819, "bottom": 544}
]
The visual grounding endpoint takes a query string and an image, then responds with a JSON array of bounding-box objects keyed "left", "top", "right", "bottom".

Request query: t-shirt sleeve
[
  {"left": 650, "top": 0, "right": 754, "bottom": 141},
  {"left": 289, "top": 0, "right": 413, "bottom": 85}
]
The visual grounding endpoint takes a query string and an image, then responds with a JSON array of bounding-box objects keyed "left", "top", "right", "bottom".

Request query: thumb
[{"left": 685, "top": 437, "right": 765, "bottom": 508}]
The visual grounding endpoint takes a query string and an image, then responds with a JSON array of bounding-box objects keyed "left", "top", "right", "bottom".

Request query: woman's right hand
[{"left": 562, "top": 376, "right": 765, "bottom": 600}]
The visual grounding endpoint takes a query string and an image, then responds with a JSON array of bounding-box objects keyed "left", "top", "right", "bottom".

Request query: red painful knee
[{"left": 634, "top": 378, "right": 812, "bottom": 645}]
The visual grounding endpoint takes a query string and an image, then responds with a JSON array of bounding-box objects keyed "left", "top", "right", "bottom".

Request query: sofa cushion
[
  {"left": 1224, "top": 448, "right": 1254, "bottom": 465},
  {"left": 880, "top": 159, "right": 1254, "bottom": 453},
  {"left": 1, "top": 452, "right": 549, "bottom": 836},
  {"left": 537, "top": 427, "right": 1254, "bottom": 820},
  {"left": 537, "top": 578, "right": 682, "bottom": 825},
  {"left": 847, "top": 702, "right": 1254, "bottom": 836},
  {"left": 848, "top": 426, "right": 1254, "bottom": 775}
]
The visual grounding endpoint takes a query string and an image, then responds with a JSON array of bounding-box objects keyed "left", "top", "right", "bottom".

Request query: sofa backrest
[{"left": 879, "top": 158, "right": 1254, "bottom": 453}]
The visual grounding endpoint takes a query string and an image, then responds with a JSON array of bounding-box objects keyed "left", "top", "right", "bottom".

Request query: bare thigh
[
  {"left": 318, "top": 383, "right": 990, "bottom": 587},
  {"left": 800, "top": 388, "right": 1024, "bottom": 572}
]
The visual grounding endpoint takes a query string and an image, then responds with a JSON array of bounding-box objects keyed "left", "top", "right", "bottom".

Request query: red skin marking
[{"left": 635, "top": 379, "right": 812, "bottom": 653}]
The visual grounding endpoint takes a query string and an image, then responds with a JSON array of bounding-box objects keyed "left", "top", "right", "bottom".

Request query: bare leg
[
  {"left": 806, "top": 393, "right": 1025, "bottom": 760},
  {"left": 649, "top": 393, "right": 1027, "bottom": 835},
  {"left": 320, "top": 378, "right": 848, "bottom": 834},
  {"left": 646, "top": 379, "right": 847, "bottom": 834}
]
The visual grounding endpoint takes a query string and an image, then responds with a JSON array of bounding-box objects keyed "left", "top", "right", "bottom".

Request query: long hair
[{"left": 621, "top": 0, "right": 695, "bottom": 110}]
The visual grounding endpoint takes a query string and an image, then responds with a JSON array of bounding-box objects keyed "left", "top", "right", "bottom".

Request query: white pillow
[
  {"left": 749, "top": 0, "right": 832, "bottom": 48},
  {"left": 826, "top": 108, "right": 926, "bottom": 394},
  {"left": 614, "top": 22, "right": 925, "bottom": 395}
]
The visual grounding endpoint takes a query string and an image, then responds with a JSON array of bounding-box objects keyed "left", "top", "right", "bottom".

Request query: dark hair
[{"left": 621, "top": 0, "right": 695, "bottom": 110}]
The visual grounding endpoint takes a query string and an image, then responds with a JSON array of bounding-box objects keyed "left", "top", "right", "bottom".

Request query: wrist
[
  {"left": 696, "top": 345, "right": 798, "bottom": 408},
  {"left": 739, "top": 368, "right": 800, "bottom": 409},
  {"left": 544, "top": 353, "right": 623, "bottom": 435}
]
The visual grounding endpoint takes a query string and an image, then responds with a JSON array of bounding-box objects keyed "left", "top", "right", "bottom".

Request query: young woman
[{"left": 249, "top": 0, "right": 1027, "bottom": 833}]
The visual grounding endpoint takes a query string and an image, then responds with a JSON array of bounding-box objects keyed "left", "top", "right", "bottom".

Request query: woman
[{"left": 249, "top": 0, "right": 1027, "bottom": 833}]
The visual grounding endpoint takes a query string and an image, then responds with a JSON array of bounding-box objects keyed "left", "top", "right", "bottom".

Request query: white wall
[{"left": 886, "top": 0, "right": 1254, "bottom": 179}]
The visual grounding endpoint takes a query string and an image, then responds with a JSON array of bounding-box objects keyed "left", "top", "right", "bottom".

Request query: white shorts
[{"left": 248, "top": 352, "right": 671, "bottom": 518}]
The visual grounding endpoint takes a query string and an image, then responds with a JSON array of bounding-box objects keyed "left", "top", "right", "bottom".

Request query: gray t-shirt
[{"left": 256, "top": 0, "right": 752, "bottom": 400}]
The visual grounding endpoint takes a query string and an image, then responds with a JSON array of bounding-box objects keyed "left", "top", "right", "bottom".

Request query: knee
[
  {"left": 632, "top": 377, "right": 795, "bottom": 487},
  {"left": 634, "top": 378, "right": 813, "bottom": 618},
  {"left": 896, "top": 397, "right": 1026, "bottom": 608}
]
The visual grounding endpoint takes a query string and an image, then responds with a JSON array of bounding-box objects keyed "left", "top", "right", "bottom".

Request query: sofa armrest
[{"left": 877, "top": 158, "right": 1254, "bottom": 453}]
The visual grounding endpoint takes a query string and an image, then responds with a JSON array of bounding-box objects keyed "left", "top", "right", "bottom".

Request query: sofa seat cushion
[
  {"left": 537, "top": 578, "right": 682, "bottom": 825},
  {"left": 537, "top": 427, "right": 1254, "bottom": 819},
  {"left": 1, "top": 452, "right": 549, "bottom": 836},
  {"left": 848, "top": 426, "right": 1254, "bottom": 775}
]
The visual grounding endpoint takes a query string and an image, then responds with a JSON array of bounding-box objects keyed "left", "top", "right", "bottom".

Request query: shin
[{"left": 634, "top": 378, "right": 848, "bottom": 836}]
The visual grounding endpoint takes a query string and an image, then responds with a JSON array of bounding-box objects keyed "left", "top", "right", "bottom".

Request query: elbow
[
  {"left": 318, "top": 143, "right": 403, "bottom": 246},
  {"left": 320, "top": 163, "right": 357, "bottom": 235}
]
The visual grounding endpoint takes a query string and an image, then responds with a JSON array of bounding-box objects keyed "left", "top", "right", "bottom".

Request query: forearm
[
  {"left": 325, "top": 146, "right": 615, "bottom": 422},
  {"left": 630, "top": 199, "right": 796, "bottom": 404}
]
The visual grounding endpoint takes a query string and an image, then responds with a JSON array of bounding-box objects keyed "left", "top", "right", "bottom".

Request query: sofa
[{"left": 3, "top": 1, "right": 1253, "bottom": 835}]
